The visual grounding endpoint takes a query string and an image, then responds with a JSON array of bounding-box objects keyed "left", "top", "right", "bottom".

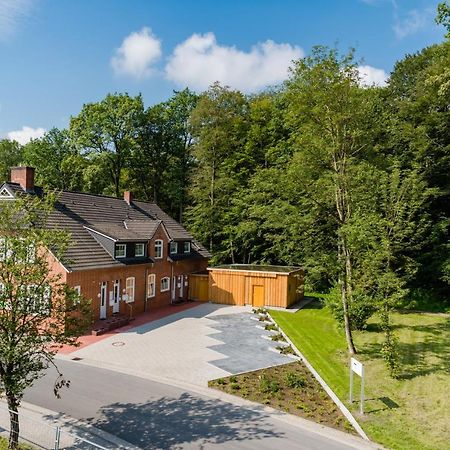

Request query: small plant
[
  {"left": 230, "top": 382, "right": 240, "bottom": 390},
  {"left": 285, "top": 372, "right": 306, "bottom": 389},
  {"left": 216, "top": 378, "right": 226, "bottom": 385},
  {"left": 259, "top": 374, "right": 281, "bottom": 394},
  {"left": 229, "top": 375, "right": 237, "bottom": 383},
  {"left": 258, "top": 315, "right": 269, "bottom": 322},
  {"left": 277, "top": 345, "right": 296, "bottom": 355},
  {"left": 264, "top": 323, "right": 278, "bottom": 332},
  {"left": 271, "top": 333, "right": 286, "bottom": 342},
  {"left": 253, "top": 307, "right": 267, "bottom": 315}
]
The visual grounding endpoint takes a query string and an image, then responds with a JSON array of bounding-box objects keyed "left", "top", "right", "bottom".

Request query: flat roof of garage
[{"left": 209, "top": 264, "right": 303, "bottom": 274}]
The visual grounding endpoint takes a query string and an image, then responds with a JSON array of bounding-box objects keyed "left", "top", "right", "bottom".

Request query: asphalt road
[{"left": 24, "top": 359, "right": 372, "bottom": 450}]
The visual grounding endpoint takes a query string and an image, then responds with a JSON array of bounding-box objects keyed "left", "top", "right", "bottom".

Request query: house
[
  {"left": 0, "top": 167, "right": 210, "bottom": 323},
  {"left": 189, "top": 265, "right": 304, "bottom": 308}
]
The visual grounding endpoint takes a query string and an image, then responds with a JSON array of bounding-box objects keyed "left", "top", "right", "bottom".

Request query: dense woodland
[{"left": 1, "top": 6, "right": 449, "bottom": 354}]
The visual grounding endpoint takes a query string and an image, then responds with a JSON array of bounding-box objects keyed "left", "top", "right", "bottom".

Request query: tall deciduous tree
[
  {"left": 0, "top": 194, "right": 90, "bottom": 449},
  {"left": 22, "top": 128, "right": 86, "bottom": 191},
  {"left": 285, "top": 47, "right": 370, "bottom": 354},
  {"left": 187, "top": 83, "right": 249, "bottom": 260},
  {"left": 70, "top": 93, "right": 144, "bottom": 197}
]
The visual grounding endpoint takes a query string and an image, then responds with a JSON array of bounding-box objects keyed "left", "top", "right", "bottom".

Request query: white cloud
[
  {"left": 111, "top": 27, "right": 162, "bottom": 79},
  {"left": 357, "top": 65, "right": 388, "bottom": 87},
  {"left": 165, "top": 32, "right": 303, "bottom": 92},
  {"left": 393, "top": 8, "right": 432, "bottom": 39},
  {"left": 7, "top": 126, "right": 46, "bottom": 145},
  {"left": 0, "top": 0, "right": 34, "bottom": 39}
]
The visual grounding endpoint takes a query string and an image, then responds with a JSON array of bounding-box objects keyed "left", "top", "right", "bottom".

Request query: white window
[
  {"left": 170, "top": 241, "right": 178, "bottom": 254},
  {"left": 74, "top": 285, "right": 81, "bottom": 295},
  {"left": 116, "top": 243, "right": 126, "bottom": 258},
  {"left": 160, "top": 277, "right": 170, "bottom": 292},
  {"left": 154, "top": 240, "right": 163, "bottom": 259},
  {"left": 135, "top": 243, "right": 145, "bottom": 257},
  {"left": 147, "top": 274, "right": 156, "bottom": 298},
  {"left": 183, "top": 242, "right": 191, "bottom": 254},
  {"left": 126, "top": 277, "right": 135, "bottom": 302}
]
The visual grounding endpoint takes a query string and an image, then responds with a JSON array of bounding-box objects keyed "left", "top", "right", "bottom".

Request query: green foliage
[
  {"left": 0, "top": 194, "right": 91, "bottom": 448},
  {"left": 324, "top": 286, "right": 376, "bottom": 330},
  {"left": 259, "top": 374, "right": 280, "bottom": 394},
  {"left": 284, "top": 372, "right": 306, "bottom": 389},
  {"left": 0, "top": 140, "right": 22, "bottom": 183}
]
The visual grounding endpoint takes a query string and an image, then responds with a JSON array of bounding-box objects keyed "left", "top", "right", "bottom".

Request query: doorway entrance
[
  {"left": 252, "top": 285, "right": 265, "bottom": 307},
  {"left": 100, "top": 281, "right": 107, "bottom": 319}
]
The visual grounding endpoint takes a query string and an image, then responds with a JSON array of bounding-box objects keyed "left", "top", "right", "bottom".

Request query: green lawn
[{"left": 270, "top": 299, "right": 450, "bottom": 450}]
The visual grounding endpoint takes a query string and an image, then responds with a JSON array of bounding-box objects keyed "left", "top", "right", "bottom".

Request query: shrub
[
  {"left": 285, "top": 372, "right": 306, "bottom": 389},
  {"left": 324, "top": 285, "right": 375, "bottom": 330},
  {"left": 259, "top": 374, "right": 280, "bottom": 394},
  {"left": 229, "top": 375, "right": 237, "bottom": 383},
  {"left": 216, "top": 378, "right": 226, "bottom": 385},
  {"left": 264, "top": 323, "right": 278, "bottom": 332},
  {"left": 271, "top": 333, "right": 285, "bottom": 342},
  {"left": 277, "top": 345, "right": 296, "bottom": 355},
  {"left": 230, "top": 382, "right": 240, "bottom": 390}
]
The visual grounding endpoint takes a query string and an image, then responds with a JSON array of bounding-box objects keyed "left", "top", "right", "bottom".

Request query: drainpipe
[{"left": 170, "top": 261, "right": 174, "bottom": 305}]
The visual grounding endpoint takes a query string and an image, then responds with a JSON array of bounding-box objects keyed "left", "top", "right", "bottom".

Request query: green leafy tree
[
  {"left": 186, "top": 84, "right": 249, "bottom": 260},
  {"left": 22, "top": 128, "right": 86, "bottom": 191},
  {"left": 70, "top": 93, "right": 144, "bottom": 197},
  {"left": 0, "top": 140, "right": 23, "bottom": 183},
  {"left": 0, "top": 194, "right": 91, "bottom": 449}
]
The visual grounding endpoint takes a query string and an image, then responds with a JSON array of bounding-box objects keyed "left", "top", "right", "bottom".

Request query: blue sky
[{"left": 0, "top": 0, "right": 445, "bottom": 143}]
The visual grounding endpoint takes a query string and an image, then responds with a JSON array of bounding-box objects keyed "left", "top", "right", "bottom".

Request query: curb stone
[{"left": 266, "top": 311, "right": 371, "bottom": 442}]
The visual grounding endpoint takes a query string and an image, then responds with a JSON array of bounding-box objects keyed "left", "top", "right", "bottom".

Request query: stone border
[{"left": 266, "top": 311, "right": 370, "bottom": 441}]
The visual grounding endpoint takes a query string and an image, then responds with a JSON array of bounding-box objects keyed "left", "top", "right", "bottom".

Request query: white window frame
[
  {"left": 135, "top": 243, "right": 145, "bottom": 257},
  {"left": 147, "top": 274, "right": 156, "bottom": 298},
  {"left": 170, "top": 241, "right": 178, "bottom": 254},
  {"left": 183, "top": 242, "right": 191, "bottom": 254},
  {"left": 126, "top": 277, "right": 135, "bottom": 302},
  {"left": 160, "top": 276, "right": 170, "bottom": 292},
  {"left": 154, "top": 240, "right": 163, "bottom": 259},
  {"left": 116, "top": 243, "right": 126, "bottom": 258}
]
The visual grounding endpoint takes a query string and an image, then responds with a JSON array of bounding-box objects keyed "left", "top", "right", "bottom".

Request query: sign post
[{"left": 349, "top": 357, "right": 365, "bottom": 414}]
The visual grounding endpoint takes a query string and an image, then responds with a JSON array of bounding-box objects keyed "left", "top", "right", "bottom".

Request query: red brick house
[{"left": 0, "top": 167, "right": 210, "bottom": 323}]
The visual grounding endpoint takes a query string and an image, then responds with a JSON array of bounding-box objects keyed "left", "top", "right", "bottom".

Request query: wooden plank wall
[
  {"left": 188, "top": 274, "right": 209, "bottom": 301},
  {"left": 287, "top": 270, "right": 305, "bottom": 307}
]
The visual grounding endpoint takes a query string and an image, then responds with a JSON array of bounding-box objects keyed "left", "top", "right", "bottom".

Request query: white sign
[
  {"left": 351, "top": 357, "right": 364, "bottom": 377},
  {"left": 349, "top": 357, "right": 365, "bottom": 414}
]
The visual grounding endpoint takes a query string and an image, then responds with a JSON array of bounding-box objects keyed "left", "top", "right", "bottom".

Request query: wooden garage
[{"left": 189, "top": 265, "right": 304, "bottom": 308}]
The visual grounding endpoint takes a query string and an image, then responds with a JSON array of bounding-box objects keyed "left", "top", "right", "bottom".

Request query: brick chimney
[
  {"left": 124, "top": 190, "right": 133, "bottom": 205},
  {"left": 10, "top": 166, "right": 35, "bottom": 192}
]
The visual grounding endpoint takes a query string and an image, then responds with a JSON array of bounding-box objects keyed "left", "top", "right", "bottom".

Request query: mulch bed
[{"left": 209, "top": 361, "right": 354, "bottom": 434}]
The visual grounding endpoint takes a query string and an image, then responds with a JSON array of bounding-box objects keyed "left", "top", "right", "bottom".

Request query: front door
[
  {"left": 179, "top": 275, "right": 184, "bottom": 298},
  {"left": 252, "top": 285, "right": 265, "bottom": 307},
  {"left": 113, "top": 280, "right": 120, "bottom": 314},
  {"left": 171, "top": 276, "right": 176, "bottom": 302},
  {"left": 100, "top": 281, "right": 107, "bottom": 319}
]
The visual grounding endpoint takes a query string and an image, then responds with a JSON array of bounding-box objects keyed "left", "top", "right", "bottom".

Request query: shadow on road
[{"left": 87, "top": 392, "right": 284, "bottom": 449}]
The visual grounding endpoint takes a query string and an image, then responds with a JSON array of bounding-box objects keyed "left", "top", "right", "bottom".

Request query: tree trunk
[{"left": 7, "top": 394, "right": 19, "bottom": 450}]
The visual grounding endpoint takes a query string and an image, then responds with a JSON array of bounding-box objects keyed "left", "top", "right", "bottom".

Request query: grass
[
  {"left": 270, "top": 298, "right": 450, "bottom": 450},
  {"left": 0, "top": 436, "right": 33, "bottom": 449},
  {"left": 209, "top": 362, "right": 354, "bottom": 433}
]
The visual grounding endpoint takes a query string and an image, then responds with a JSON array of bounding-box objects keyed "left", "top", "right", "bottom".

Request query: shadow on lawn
[
  {"left": 85, "top": 392, "right": 283, "bottom": 449},
  {"left": 361, "top": 317, "right": 450, "bottom": 380}
]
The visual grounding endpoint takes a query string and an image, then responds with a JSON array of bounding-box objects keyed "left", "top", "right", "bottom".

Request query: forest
[{"left": 1, "top": 5, "right": 449, "bottom": 340}]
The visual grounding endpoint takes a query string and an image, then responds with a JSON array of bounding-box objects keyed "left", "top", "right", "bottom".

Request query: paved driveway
[{"left": 67, "top": 303, "right": 293, "bottom": 386}]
